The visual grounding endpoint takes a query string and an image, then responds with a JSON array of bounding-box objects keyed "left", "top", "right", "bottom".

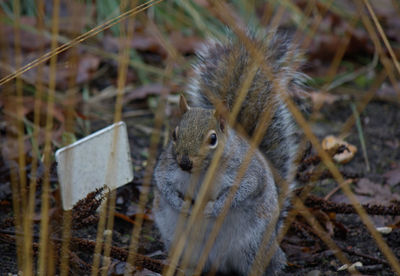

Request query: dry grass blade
[
  {"left": 354, "top": 0, "right": 400, "bottom": 101},
  {"left": 362, "top": 0, "right": 400, "bottom": 77},
  {"left": 323, "top": 15, "right": 360, "bottom": 88},
  {"left": 37, "top": 0, "right": 60, "bottom": 274},
  {"left": 124, "top": 15, "right": 185, "bottom": 276},
  {"left": 58, "top": 1, "right": 83, "bottom": 274},
  {"left": 124, "top": 78, "right": 170, "bottom": 275},
  {"left": 99, "top": 1, "right": 137, "bottom": 275},
  {"left": 293, "top": 196, "right": 354, "bottom": 270},
  {"left": 340, "top": 70, "right": 387, "bottom": 137},
  {"left": 23, "top": 0, "right": 46, "bottom": 274},
  {"left": 11, "top": 0, "right": 26, "bottom": 273},
  {"left": 90, "top": 192, "right": 109, "bottom": 276}
]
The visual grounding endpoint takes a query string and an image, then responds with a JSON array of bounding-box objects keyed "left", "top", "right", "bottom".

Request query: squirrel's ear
[
  {"left": 179, "top": 94, "right": 190, "bottom": 116},
  {"left": 214, "top": 110, "right": 226, "bottom": 133}
]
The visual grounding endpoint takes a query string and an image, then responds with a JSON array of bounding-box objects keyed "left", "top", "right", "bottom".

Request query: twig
[
  {"left": 297, "top": 168, "right": 359, "bottom": 183},
  {"left": 357, "top": 264, "right": 385, "bottom": 273},
  {"left": 290, "top": 221, "right": 319, "bottom": 243},
  {"left": 0, "top": 232, "right": 90, "bottom": 273},
  {"left": 297, "top": 144, "right": 357, "bottom": 183},
  {"left": 70, "top": 237, "right": 166, "bottom": 273},
  {"left": 304, "top": 194, "right": 400, "bottom": 216},
  {"left": 69, "top": 251, "right": 92, "bottom": 272},
  {"left": 339, "top": 245, "right": 389, "bottom": 266},
  {"left": 324, "top": 179, "right": 354, "bottom": 201},
  {"left": 0, "top": 217, "right": 15, "bottom": 229},
  {"left": 0, "top": 230, "right": 168, "bottom": 273}
]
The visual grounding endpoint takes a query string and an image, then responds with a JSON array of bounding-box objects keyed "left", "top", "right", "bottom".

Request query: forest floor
[{"left": 0, "top": 92, "right": 399, "bottom": 275}]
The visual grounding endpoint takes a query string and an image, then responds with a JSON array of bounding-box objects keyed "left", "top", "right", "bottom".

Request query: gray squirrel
[{"left": 152, "top": 29, "right": 306, "bottom": 275}]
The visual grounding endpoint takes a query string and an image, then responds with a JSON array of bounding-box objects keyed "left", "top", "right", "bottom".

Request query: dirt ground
[
  {"left": 283, "top": 100, "right": 400, "bottom": 275},
  {"left": 0, "top": 94, "right": 399, "bottom": 275}
]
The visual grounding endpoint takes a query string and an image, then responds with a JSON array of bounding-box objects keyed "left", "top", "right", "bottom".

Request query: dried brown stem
[
  {"left": 304, "top": 194, "right": 400, "bottom": 216},
  {"left": 0, "top": 231, "right": 167, "bottom": 274},
  {"left": 339, "top": 245, "right": 389, "bottom": 266},
  {"left": 70, "top": 237, "right": 165, "bottom": 273}
]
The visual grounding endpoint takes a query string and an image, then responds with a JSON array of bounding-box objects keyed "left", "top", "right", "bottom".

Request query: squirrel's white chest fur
[
  {"left": 153, "top": 133, "right": 285, "bottom": 275},
  {"left": 154, "top": 191, "right": 271, "bottom": 274}
]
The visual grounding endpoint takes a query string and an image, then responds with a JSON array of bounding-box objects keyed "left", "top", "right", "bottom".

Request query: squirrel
[{"left": 152, "top": 28, "right": 306, "bottom": 275}]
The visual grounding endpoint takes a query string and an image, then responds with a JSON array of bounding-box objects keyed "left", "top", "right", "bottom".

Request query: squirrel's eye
[
  {"left": 172, "top": 127, "right": 178, "bottom": 142},
  {"left": 209, "top": 133, "right": 217, "bottom": 147}
]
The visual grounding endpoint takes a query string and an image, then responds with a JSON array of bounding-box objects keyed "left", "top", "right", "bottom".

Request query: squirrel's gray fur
[{"left": 153, "top": 28, "right": 306, "bottom": 275}]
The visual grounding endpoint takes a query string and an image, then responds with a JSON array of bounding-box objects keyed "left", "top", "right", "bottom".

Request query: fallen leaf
[
  {"left": 103, "top": 34, "right": 165, "bottom": 56},
  {"left": 1, "top": 17, "right": 50, "bottom": 51},
  {"left": 384, "top": 166, "right": 400, "bottom": 186},
  {"left": 385, "top": 139, "right": 399, "bottom": 150},
  {"left": 337, "top": 261, "right": 363, "bottom": 272},
  {"left": 337, "top": 264, "right": 349, "bottom": 271},
  {"left": 20, "top": 50, "right": 100, "bottom": 89},
  {"left": 333, "top": 145, "right": 357, "bottom": 163},
  {"left": 76, "top": 53, "right": 101, "bottom": 84},
  {"left": 103, "top": 30, "right": 202, "bottom": 57},
  {"left": 331, "top": 178, "right": 400, "bottom": 226},
  {"left": 3, "top": 96, "right": 66, "bottom": 146},
  {"left": 322, "top": 135, "right": 357, "bottom": 163},
  {"left": 57, "top": 1, "right": 93, "bottom": 34},
  {"left": 376, "top": 82, "right": 400, "bottom": 103},
  {"left": 131, "top": 34, "right": 163, "bottom": 53},
  {"left": 308, "top": 13, "right": 372, "bottom": 61},
  {"left": 170, "top": 31, "right": 202, "bottom": 55},
  {"left": 1, "top": 138, "right": 32, "bottom": 162},
  {"left": 376, "top": 226, "right": 392, "bottom": 234},
  {"left": 309, "top": 91, "right": 340, "bottom": 107},
  {"left": 349, "top": 261, "right": 363, "bottom": 272},
  {"left": 123, "top": 84, "right": 171, "bottom": 103},
  {"left": 370, "top": 0, "right": 396, "bottom": 17},
  {"left": 354, "top": 178, "right": 400, "bottom": 204}
]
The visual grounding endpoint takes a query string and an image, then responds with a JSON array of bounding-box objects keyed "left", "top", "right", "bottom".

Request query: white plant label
[{"left": 56, "top": 121, "right": 133, "bottom": 210}]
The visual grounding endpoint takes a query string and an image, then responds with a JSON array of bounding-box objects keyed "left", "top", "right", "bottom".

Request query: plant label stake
[{"left": 55, "top": 122, "right": 133, "bottom": 210}]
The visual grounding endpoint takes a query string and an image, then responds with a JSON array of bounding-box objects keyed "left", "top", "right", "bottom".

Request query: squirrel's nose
[{"left": 178, "top": 155, "right": 193, "bottom": 172}]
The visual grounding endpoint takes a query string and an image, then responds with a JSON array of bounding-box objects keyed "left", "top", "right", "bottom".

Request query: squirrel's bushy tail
[{"left": 186, "top": 27, "right": 307, "bottom": 211}]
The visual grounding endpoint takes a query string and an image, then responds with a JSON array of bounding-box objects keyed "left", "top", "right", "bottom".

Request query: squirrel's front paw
[
  {"left": 181, "top": 199, "right": 193, "bottom": 213},
  {"left": 176, "top": 191, "right": 195, "bottom": 214},
  {"left": 203, "top": 201, "right": 216, "bottom": 217}
]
